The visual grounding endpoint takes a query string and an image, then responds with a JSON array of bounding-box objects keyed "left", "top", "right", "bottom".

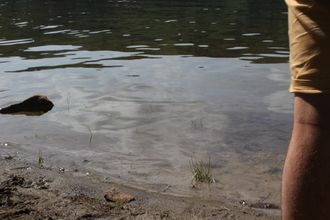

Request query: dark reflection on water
[
  {"left": 0, "top": 0, "right": 288, "bottom": 63},
  {"left": 0, "top": 0, "right": 291, "bottom": 208}
]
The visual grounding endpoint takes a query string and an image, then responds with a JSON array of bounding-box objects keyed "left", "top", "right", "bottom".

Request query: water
[{"left": 0, "top": 0, "right": 291, "bottom": 206}]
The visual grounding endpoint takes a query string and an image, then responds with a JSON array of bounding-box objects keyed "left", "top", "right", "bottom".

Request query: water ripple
[
  {"left": 0, "top": 38, "right": 34, "bottom": 46},
  {"left": 24, "top": 45, "right": 82, "bottom": 52}
]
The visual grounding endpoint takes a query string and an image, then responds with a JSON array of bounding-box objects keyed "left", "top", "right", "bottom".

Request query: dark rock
[{"left": 0, "top": 94, "right": 54, "bottom": 116}]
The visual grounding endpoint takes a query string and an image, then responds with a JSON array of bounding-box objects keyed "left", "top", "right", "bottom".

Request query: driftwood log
[{"left": 0, "top": 95, "right": 54, "bottom": 116}]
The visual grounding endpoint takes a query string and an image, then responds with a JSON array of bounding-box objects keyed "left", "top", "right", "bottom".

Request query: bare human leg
[{"left": 282, "top": 93, "right": 330, "bottom": 219}]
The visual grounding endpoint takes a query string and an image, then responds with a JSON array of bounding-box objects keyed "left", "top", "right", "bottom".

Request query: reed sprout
[{"left": 38, "top": 149, "right": 44, "bottom": 164}]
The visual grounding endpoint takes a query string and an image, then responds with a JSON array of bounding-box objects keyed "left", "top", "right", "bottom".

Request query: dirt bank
[{"left": 0, "top": 158, "right": 280, "bottom": 219}]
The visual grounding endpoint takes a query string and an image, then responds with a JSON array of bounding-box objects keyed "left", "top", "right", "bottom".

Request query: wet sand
[{"left": 0, "top": 157, "right": 281, "bottom": 220}]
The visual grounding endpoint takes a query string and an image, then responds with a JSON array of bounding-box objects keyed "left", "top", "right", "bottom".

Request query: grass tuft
[{"left": 190, "top": 157, "right": 215, "bottom": 184}]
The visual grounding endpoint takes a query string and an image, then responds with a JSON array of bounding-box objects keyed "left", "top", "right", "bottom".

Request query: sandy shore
[{"left": 0, "top": 157, "right": 281, "bottom": 220}]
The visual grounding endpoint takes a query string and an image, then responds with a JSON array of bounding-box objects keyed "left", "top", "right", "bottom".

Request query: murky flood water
[{"left": 0, "top": 0, "right": 291, "bottom": 206}]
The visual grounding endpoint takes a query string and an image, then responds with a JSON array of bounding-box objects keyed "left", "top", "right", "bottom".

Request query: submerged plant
[
  {"left": 190, "top": 157, "right": 215, "bottom": 184},
  {"left": 140, "top": 143, "right": 145, "bottom": 153},
  {"left": 191, "top": 118, "right": 203, "bottom": 128},
  {"left": 136, "top": 125, "right": 141, "bottom": 139},
  {"left": 87, "top": 126, "right": 93, "bottom": 147},
  {"left": 66, "top": 93, "right": 71, "bottom": 112}
]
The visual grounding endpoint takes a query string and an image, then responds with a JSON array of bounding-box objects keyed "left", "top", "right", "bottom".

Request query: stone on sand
[{"left": 104, "top": 187, "right": 134, "bottom": 203}]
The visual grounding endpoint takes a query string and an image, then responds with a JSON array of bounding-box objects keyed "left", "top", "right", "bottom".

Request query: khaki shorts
[{"left": 286, "top": 0, "right": 330, "bottom": 93}]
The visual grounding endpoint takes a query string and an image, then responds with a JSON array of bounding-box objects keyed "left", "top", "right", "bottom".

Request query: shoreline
[{"left": 0, "top": 157, "right": 281, "bottom": 219}]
